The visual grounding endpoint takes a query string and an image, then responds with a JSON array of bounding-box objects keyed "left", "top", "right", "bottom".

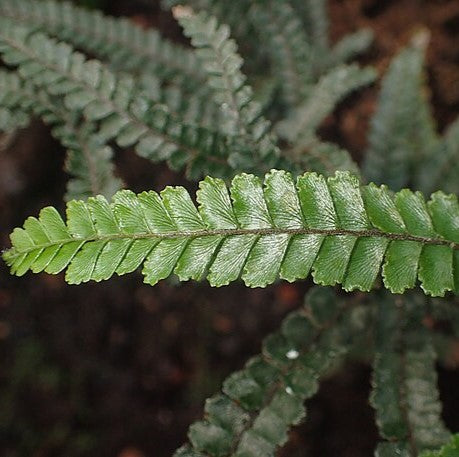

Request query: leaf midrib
[{"left": 7, "top": 226, "right": 459, "bottom": 261}]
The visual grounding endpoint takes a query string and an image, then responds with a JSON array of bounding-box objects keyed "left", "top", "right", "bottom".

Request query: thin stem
[{"left": 6, "top": 225, "right": 459, "bottom": 261}]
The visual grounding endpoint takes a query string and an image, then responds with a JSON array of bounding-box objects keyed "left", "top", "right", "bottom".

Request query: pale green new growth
[{"left": 4, "top": 170, "right": 459, "bottom": 297}]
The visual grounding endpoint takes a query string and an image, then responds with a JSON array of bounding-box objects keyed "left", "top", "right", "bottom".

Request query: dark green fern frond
[
  {"left": 371, "top": 293, "right": 450, "bottom": 455},
  {"left": 62, "top": 125, "right": 123, "bottom": 201},
  {"left": 277, "top": 64, "right": 376, "bottom": 145},
  {"left": 0, "top": 0, "right": 206, "bottom": 91},
  {"left": 174, "top": 287, "right": 370, "bottom": 457},
  {"left": 298, "top": 0, "right": 329, "bottom": 57},
  {"left": 4, "top": 170, "right": 459, "bottom": 297},
  {"left": 276, "top": 64, "right": 375, "bottom": 175},
  {"left": 285, "top": 141, "right": 360, "bottom": 177},
  {"left": 289, "top": 0, "right": 373, "bottom": 74},
  {"left": 0, "top": 70, "right": 30, "bottom": 131},
  {"left": 248, "top": 0, "right": 313, "bottom": 108},
  {"left": 0, "top": 107, "right": 29, "bottom": 133},
  {"left": 0, "top": 19, "right": 233, "bottom": 179},
  {"left": 174, "top": 8, "right": 280, "bottom": 171},
  {"left": 416, "top": 117, "right": 459, "bottom": 196},
  {"left": 329, "top": 28, "right": 374, "bottom": 68},
  {"left": 0, "top": 70, "right": 122, "bottom": 199},
  {"left": 363, "top": 35, "right": 440, "bottom": 191}
]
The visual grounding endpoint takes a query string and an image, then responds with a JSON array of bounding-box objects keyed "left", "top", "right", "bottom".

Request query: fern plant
[{"left": 1, "top": 0, "right": 459, "bottom": 456}]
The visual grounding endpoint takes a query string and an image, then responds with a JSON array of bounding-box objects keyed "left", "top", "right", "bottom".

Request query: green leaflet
[
  {"left": 276, "top": 65, "right": 375, "bottom": 176},
  {"left": 4, "top": 170, "right": 459, "bottom": 297}
]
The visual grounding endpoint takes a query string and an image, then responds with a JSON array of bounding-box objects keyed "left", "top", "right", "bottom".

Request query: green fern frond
[
  {"left": 174, "top": 8, "right": 280, "bottom": 170},
  {"left": 416, "top": 117, "right": 459, "bottom": 196},
  {"left": 276, "top": 64, "right": 375, "bottom": 174},
  {"left": 371, "top": 293, "right": 450, "bottom": 455},
  {"left": 277, "top": 64, "right": 376, "bottom": 145},
  {"left": 300, "top": 0, "right": 329, "bottom": 55},
  {"left": 329, "top": 28, "right": 374, "bottom": 67},
  {"left": 63, "top": 125, "right": 123, "bottom": 201},
  {"left": 0, "top": 0, "right": 206, "bottom": 90},
  {"left": 0, "top": 70, "right": 31, "bottom": 131},
  {"left": 285, "top": 141, "right": 360, "bottom": 177},
  {"left": 0, "top": 19, "right": 233, "bottom": 178},
  {"left": 0, "top": 107, "right": 29, "bottom": 133},
  {"left": 0, "top": 70, "right": 122, "bottom": 199},
  {"left": 420, "top": 435, "right": 459, "bottom": 457},
  {"left": 248, "top": 1, "right": 313, "bottom": 107},
  {"left": 154, "top": 81, "right": 224, "bottom": 132},
  {"left": 363, "top": 36, "right": 440, "bottom": 190},
  {"left": 174, "top": 287, "right": 369, "bottom": 457},
  {"left": 4, "top": 169, "right": 459, "bottom": 297}
]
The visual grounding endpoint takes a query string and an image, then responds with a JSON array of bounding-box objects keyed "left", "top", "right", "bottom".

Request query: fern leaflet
[{"left": 0, "top": 70, "right": 122, "bottom": 199}]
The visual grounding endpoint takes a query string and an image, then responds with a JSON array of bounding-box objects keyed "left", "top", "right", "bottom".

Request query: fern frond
[
  {"left": 420, "top": 435, "right": 459, "bottom": 457},
  {"left": 0, "top": 70, "right": 31, "bottom": 131},
  {"left": 0, "top": 19, "right": 233, "bottom": 178},
  {"left": 329, "top": 28, "right": 374, "bottom": 67},
  {"left": 0, "top": 107, "right": 28, "bottom": 133},
  {"left": 248, "top": 1, "right": 313, "bottom": 107},
  {"left": 63, "top": 126, "right": 123, "bottom": 201},
  {"left": 4, "top": 169, "right": 459, "bottom": 297},
  {"left": 371, "top": 293, "right": 450, "bottom": 455},
  {"left": 363, "top": 36, "right": 440, "bottom": 190},
  {"left": 416, "top": 117, "right": 459, "bottom": 196},
  {"left": 301, "top": 0, "right": 329, "bottom": 55},
  {"left": 0, "top": 69, "right": 122, "bottom": 199},
  {"left": 0, "top": 0, "right": 206, "bottom": 90},
  {"left": 174, "top": 287, "right": 369, "bottom": 457},
  {"left": 174, "top": 8, "right": 280, "bottom": 170},
  {"left": 277, "top": 64, "right": 376, "bottom": 146},
  {"left": 285, "top": 141, "right": 360, "bottom": 177}
]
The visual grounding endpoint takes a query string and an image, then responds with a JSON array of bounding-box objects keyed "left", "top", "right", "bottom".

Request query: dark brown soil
[{"left": 0, "top": 1, "right": 458, "bottom": 456}]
